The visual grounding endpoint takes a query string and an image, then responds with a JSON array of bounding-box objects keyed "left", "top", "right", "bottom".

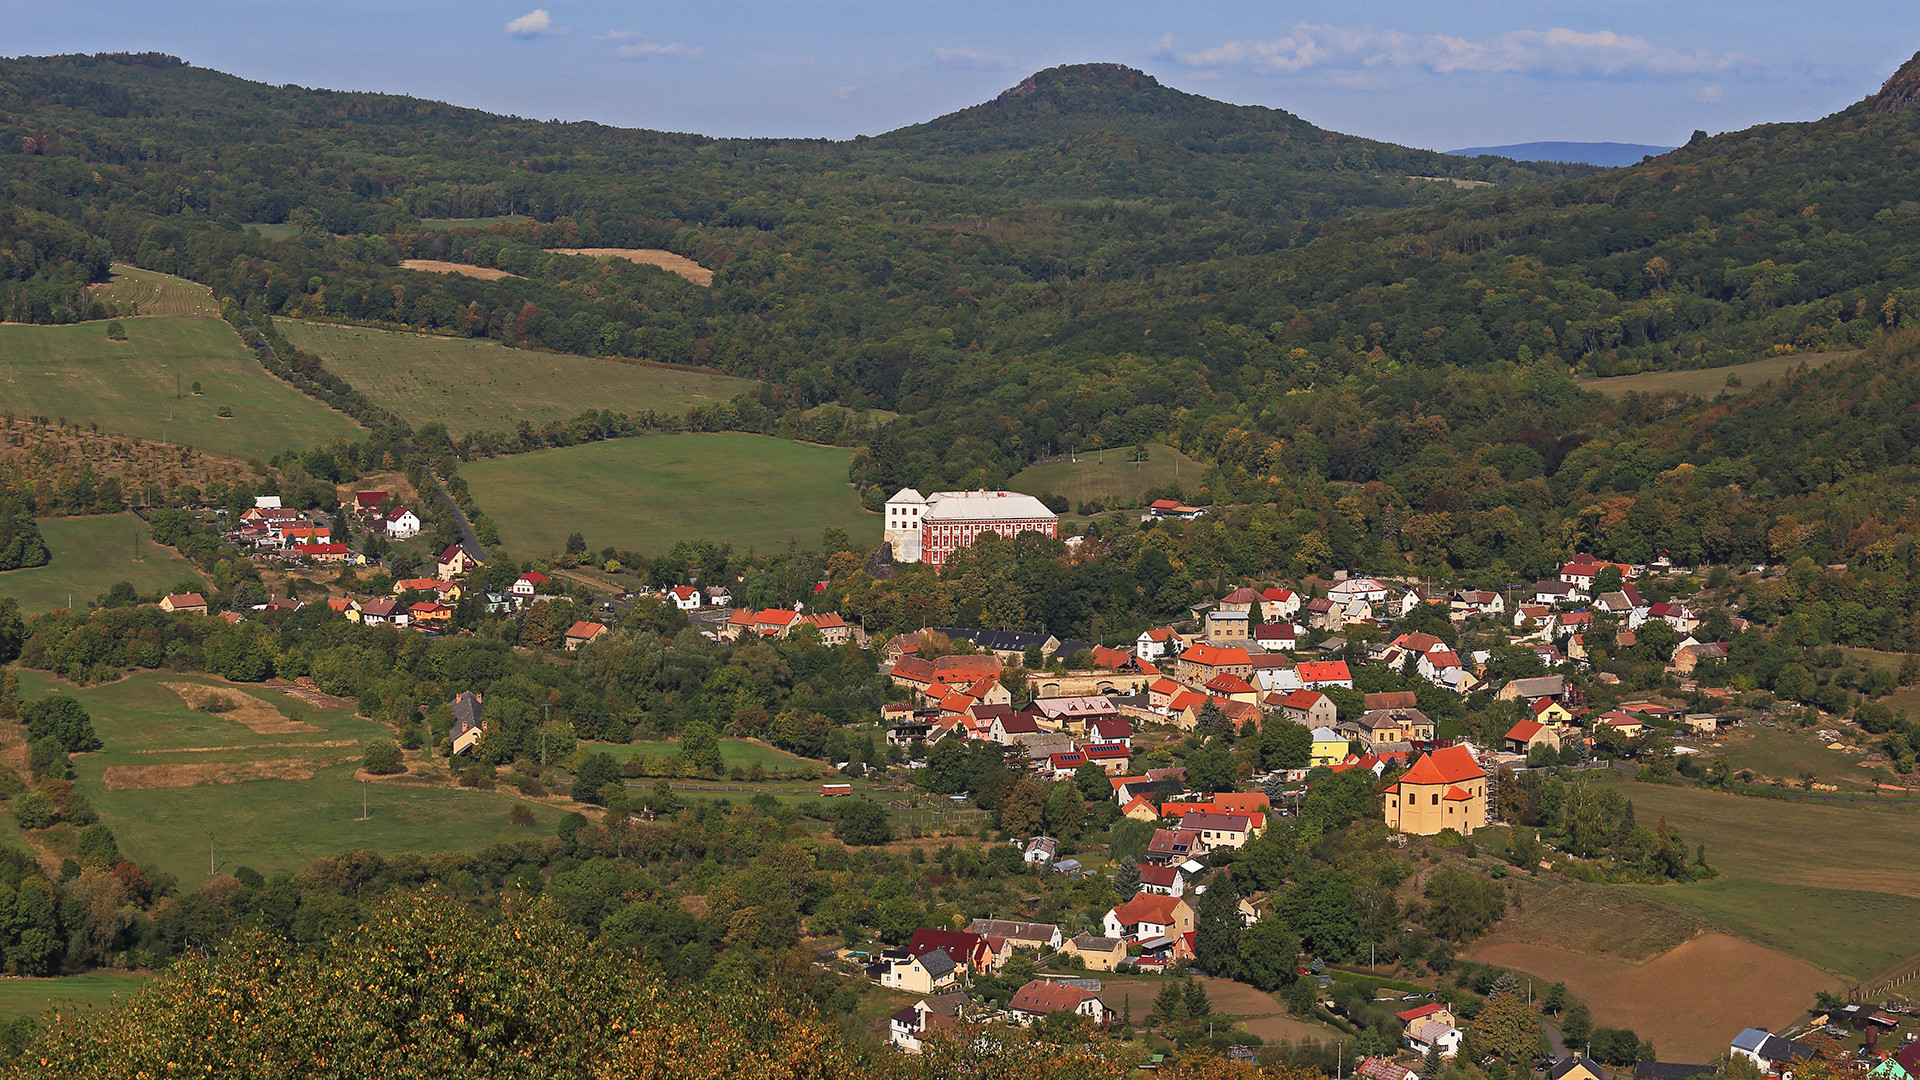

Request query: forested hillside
[{"left": 10, "top": 50, "right": 1920, "bottom": 582}]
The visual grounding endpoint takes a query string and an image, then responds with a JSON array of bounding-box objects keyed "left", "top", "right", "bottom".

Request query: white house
[
  {"left": 384, "top": 507, "right": 422, "bottom": 540},
  {"left": 1137, "top": 627, "right": 1181, "bottom": 663},
  {"left": 668, "top": 585, "right": 702, "bottom": 611},
  {"left": 1730, "top": 1029, "right": 1815, "bottom": 1074},
  {"left": 1406, "top": 1018, "right": 1463, "bottom": 1059}
]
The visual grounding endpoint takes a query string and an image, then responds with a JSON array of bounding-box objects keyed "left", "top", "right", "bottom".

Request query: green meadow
[
  {"left": 462, "top": 433, "right": 879, "bottom": 558},
  {"left": 0, "top": 514, "right": 203, "bottom": 614}
]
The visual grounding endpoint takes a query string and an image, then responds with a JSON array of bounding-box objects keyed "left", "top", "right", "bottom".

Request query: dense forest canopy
[{"left": 9, "top": 50, "right": 1920, "bottom": 585}]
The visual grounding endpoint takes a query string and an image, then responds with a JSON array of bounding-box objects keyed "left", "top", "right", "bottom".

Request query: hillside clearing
[
  {"left": 0, "top": 972, "right": 152, "bottom": 1022},
  {"left": 0, "top": 317, "right": 364, "bottom": 459},
  {"left": 279, "top": 321, "right": 751, "bottom": 436},
  {"left": 419, "top": 215, "right": 534, "bottom": 230},
  {"left": 1576, "top": 350, "right": 1857, "bottom": 397},
  {"left": 398, "top": 260, "right": 521, "bottom": 281},
  {"left": 1010, "top": 443, "right": 1205, "bottom": 509},
  {"left": 84, "top": 264, "right": 221, "bottom": 319},
  {"left": 462, "top": 433, "right": 878, "bottom": 558},
  {"left": 0, "top": 514, "right": 204, "bottom": 614},
  {"left": 545, "top": 248, "right": 713, "bottom": 286}
]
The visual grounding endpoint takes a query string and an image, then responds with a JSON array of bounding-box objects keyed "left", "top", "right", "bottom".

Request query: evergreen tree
[
  {"left": 1191, "top": 872, "right": 1243, "bottom": 976},
  {"left": 1182, "top": 978, "right": 1211, "bottom": 1019},
  {"left": 1152, "top": 979, "right": 1186, "bottom": 1026}
]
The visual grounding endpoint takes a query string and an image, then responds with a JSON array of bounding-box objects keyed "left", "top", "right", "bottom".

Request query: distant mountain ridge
[{"left": 1446, "top": 141, "right": 1676, "bottom": 168}]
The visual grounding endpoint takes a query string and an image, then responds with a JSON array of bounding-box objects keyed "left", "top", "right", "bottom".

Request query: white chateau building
[{"left": 883, "top": 489, "right": 1059, "bottom": 571}]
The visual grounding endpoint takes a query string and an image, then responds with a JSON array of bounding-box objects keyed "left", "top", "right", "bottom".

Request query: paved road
[
  {"left": 432, "top": 487, "right": 483, "bottom": 557},
  {"left": 1541, "top": 1018, "right": 1569, "bottom": 1061}
]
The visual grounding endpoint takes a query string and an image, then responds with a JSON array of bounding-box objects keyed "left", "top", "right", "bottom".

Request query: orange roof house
[
  {"left": 564, "top": 621, "right": 607, "bottom": 651},
  {"left": 1383, "top": 745, "right": 1488, "bottom": 836}
]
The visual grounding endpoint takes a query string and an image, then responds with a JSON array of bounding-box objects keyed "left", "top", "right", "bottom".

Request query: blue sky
[{"left": 7, "top": 1, "right": 1920, "bottom": 148}]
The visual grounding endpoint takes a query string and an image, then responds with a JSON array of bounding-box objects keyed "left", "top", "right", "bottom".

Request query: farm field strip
[
  {"left": 84, "top": 264, "right": 221, "bottom": 319},
  {"left": 0, "top": 317, "right": 364, "bottom": 459},
  {"left": 278, "top": 321, "right": 751, "bottom": 436},
  {"left": 544, "top": 248, "right": 713, "bottom": 286},
  {"left": 398, "top": 259, "right": 521, "bottom": 281},
  {"left": 462, "top": 433, "right": 879, "bottom": 558},
  {"left": 11, "top": 672, "right": 562, "bottom": 884}
]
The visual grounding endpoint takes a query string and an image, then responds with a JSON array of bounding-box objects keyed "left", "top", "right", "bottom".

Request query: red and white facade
[{"left": 883, "top": 489, "right": 1058, "bottom": 571}]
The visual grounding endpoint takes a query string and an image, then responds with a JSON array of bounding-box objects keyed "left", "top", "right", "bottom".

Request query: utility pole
[
  {"left": 207, "top": 831, "right": 216, "bottom": 877},
  {"left": 361, "top": 781, "right": 369, "bottom": 821}
]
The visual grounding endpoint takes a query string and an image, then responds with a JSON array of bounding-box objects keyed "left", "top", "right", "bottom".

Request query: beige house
[
  {"left": 1060, "top": 932, "right": 1129, "bottom": 972},
  {"left": 1383, "top": 745, "right": 1488, "bottom": 836},
  {"left": 880, "top": 949, "right": 960, "bottom": 995},
  {"left": 159, "top": 592, "right": 208, "bottom": 614}
]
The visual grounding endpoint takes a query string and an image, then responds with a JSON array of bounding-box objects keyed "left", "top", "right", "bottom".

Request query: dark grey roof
[
  {"left": 932, "top": 627, "right": 1054, "bottom": 653},
  {"left": 449, "top": 691, "right": 484, "bottom": 735},
  {"left": 1054, "top": 640, "right": 1096, "bottom": 657},
  {"left": 1552, "top": 1057, "right": 1604, "bottom": 1080},
  {"left": 918, "top": 949, "right": 958, "bottom": 978}
]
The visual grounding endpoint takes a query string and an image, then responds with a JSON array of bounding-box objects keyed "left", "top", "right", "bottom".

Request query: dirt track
[
  {"left": 1473, "top": 934, "right": 1837, "bottom": 1061},
  {"left": 164, "top": 682, "right": 319, "bottom": 734}
]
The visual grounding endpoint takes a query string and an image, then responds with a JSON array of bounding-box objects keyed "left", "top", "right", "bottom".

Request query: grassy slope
[
  {"left": 590, "top": 739, "right": 823, "bottom": 770},
  {"left": 15, "top": 671, "right": 561, "bottom": 885},
  {"left": 1593, "top": 773, "right": 1920, "bottom": 979},
  {"left": 1008, "top": 443, "right": 1204, "bottom": 506},
  {"left": 1574, "top": 350, "right": 1856, "bottom": 398},
  {"left": 86, "top": 265, "right": 221, "bottom": 319},
  {"left": 0, "top": 318, "right": 363, "bottom": 459},
  {"left": 462, "top": 433, "right": 880, "bottom": 558},
  {"left": 0, "top": 514, "right": 204, "bottom": 613},
  {"left": 278, "top": 321, "right": 751, "bottom": 436}
]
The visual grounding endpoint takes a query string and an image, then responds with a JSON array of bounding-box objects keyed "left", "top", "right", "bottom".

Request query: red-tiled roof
[
  {"left": 1400, "top": 745, "right": 1486, "bottom": 787},
  {"left": 1296, "top": 660, "right": 1352, "bottom": 683},
  {"left": 1280, "top": 689, "right": 1326, "bottom": 710},
  {"left": 1506, "top": 719, "right": 1546, "bottom": 742},
  {"left": 1008, "top": 980, "right": 1095, "bottom": 1015},
  {"left": 566, "top": 620, "right": 606, "bottom": 640},
  {"left": 1109, "top": 893, "right": 1183, "bottom": 927},
  {"left": 1180, "top": 643, "right": 1251, "bottom": 666}
]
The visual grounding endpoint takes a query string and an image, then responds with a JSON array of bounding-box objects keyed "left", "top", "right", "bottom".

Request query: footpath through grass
[
  {"left": 0, "top": 318, "right": 363, "bottom": 459},
  {"left": 279, "top": 321, "right": 751, "bottom": 436},
  {"left": 463, "top": 433, "right": 879, "bottom": 558},
  {"left": 14, "top": 671, "right": 561, "bottom": 885},
  {"left": 1010, "top": 443, "right": 1204, "bottom": 508},
  {"left": 0, "top": 514, "right": 203, "bottom": 614}
]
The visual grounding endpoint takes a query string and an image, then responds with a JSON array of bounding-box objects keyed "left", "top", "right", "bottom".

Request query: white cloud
[
  {"left": 505, "top": 9, "right": 553, "bottom": 38},
  {"left": 613, "top": 39, "right": 705, "bottom": 60},
  {"left": 934, "top": 47, "right": 1014, "bottom": 70},
  {"left": 1158, "top": 24, "right": 1743, "bottom": 81},
  {"left": 1692, "top": 83, "right": 1726, "bottom": 103},
  {"left": 836, "top": 85, "right": 857, "bottom": 100}
]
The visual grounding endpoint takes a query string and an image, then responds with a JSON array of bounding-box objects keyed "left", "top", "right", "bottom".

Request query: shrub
[
  {"left": 196, "top": 694, "right": 238, "bottom": 714},
  {"left": 362, "top": 740, "right": 404, "bottom": 775},
  {"left": 834, "top": 800, "right": 893, "bottom": 846},
  {"left": 106, "top": 321, "right": 127, "bottom": 341},
  {"left": 509, "top": 805, "right": 536, "bottom": 827},
  {"left": 458, "top": 764, "right": 496, "bottom": 789},
  {"left": 216, "top": 406, "right": 234, "bottom": 418},
  {"left": 12, "top": 791, "right": 53, "bottom": 830},
  {"left": 23, "top": 696, "right": 102, "bottom": 752}
]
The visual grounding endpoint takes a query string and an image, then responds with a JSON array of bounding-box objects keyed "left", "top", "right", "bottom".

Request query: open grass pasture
[
  {"left": 84, "top": 264, "right": 221, "bottom": 319},
  {"left": 462, "top": 434, "right": 879, "bottom": 558},
  {"left": 1576, "top": 350, "right": 1857, "bottom": 398},
  {"left": 1010, "top": 443, "right": 1205, "bottom": 508},
  {"left": 1589, "top": 774, "right": 1920, "bottom": 978},
  {"left": 279, "top": 321, "right": 752, "bottom": 436},
  {"left": 591, "top": 739, "right": 823, "bottom": 771},
  {"left": 241, "top": 223, "right": 300, "bottom": 241},
  {"left": 13, "top": 671, "right": 561, "bottom": 885},
  {"left": 0, "top": 318, "right": 363, "bottom": 459},
  {"left": 0, "top": 971, "right": 152, "bottom": 1021},
  {"left": 1704, "top": 725, "right": 1886, "bottom": 790},
  {"left": 0, "top": 514, "right": 203, "bottom": 613}
]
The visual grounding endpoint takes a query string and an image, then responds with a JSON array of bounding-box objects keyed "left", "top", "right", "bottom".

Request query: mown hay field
[
  {"left": 461, "top": 433, "right": 879, "bottom": 558},
  {"left": 84, "top": 264, "right": 220, "bottom": 319},
  {"left": 0, "top": 318, "right": 363, "bottom": 459},
  {"left": 279, "top": 321, "right": 752, "bottom": 436},
  {"left": 0, "top": 971, "right": 152, "bottom": 1022},
  {"left": 14, "top": 671, "right": 563, "bottom": 885},
  {"left": 545, "top": 248, "right": 713, "bottom": 286},
  {"left": 0, "top": 514, "right": 204, "bottom": 614}
]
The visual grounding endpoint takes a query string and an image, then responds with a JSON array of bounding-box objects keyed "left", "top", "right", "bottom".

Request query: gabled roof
[
  {"left": 1280, "top": 689, "right": 1327, "bottom": 710},
  {"left": 1506, "top": 719, "right": 1546, "bottom": 742},
  {"left": 566, "top": 620, "right": 606, "bottom": 640},
  {"left": 1400, "top": 745, "right": 1486, "bottom": 787},
  {"left": 1220, "top": 587, "right": 1264, "bottom": 605},
  {"left": 1395, "top": 1002, "right": 1449, "bottom": 1023},
  {"left": 1008, "top": 980, "right": 1095, "bottom": 1015},
  {"left": 1363, "top": 691, "right": 1418, "bottom": 711},
  {"left": 1180, "top": 643, "right": 1251, "bottom": 666},
  {"left": 163, "top": 592, "right": 208, "bottom": 608},
  {"left": 1138, "top": 863, "right": 1180, "bottom": 886},
  {"left": 1109, "top": 892, "right": 1184, "bottom": 927},
  {"left": 1204, "top": 673, "right": 1257, "bottom": 695},
  {"left": 1296, "top": 660, "right": 1352, "bottom": 683}
]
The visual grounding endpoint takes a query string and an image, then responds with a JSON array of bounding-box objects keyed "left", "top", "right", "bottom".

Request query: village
[{"left": 129, "top": 487, "right": 1919, "bottom": 1076}]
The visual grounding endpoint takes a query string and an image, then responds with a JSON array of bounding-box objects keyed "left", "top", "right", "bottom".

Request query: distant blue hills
[{"left": 1445, "top": 141, "right": 1677, "bottom": 168}]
